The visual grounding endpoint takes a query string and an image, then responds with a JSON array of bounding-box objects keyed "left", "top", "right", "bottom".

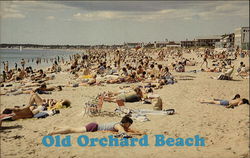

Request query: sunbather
[
  {"left": 211, "top": 65, "right": 234, "bottom": 80},
  {"left": 104, "top": 87, "right": 143, "bottom": 107},
  {"left": 48, "top": 115, "right": 143, "bottom": 137},
  {"left": 1, "top": 93, "right": 70, "bottom": 120},
  {"left": 200, "top": 94, "right": 249, "bottom": 108}
]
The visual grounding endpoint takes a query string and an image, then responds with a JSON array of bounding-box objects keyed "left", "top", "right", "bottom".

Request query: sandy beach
[{"left": 0, "top": 51, "right": 249, "bottom": 158}]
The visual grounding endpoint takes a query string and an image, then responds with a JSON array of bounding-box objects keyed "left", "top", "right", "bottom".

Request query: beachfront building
[
  {"left": 195, "top": 35, "right": 221, "bottom": 48},
  {"left": 142, "top": 42, "right": 154, "bottom": 48},
  {"left": 215, "top": 33, "right": 235, "bottom": 49},
  {"left": 234, "top": 27, "right": 250, "bottom": 50},
  {"left": 180, "top": 40, "right": 196, "bottom": 48},
  {"left": 154, "top": 41, "right": 181, "bottom": 48},
  {"left": 165, "top": 41, "right": 181, "bottom": 47},
  {"left": 124, "top": 42, "right": 143, "bottom": 49},
  {"left": 110, "top": 44, "right": 123, "bottom": 49}
]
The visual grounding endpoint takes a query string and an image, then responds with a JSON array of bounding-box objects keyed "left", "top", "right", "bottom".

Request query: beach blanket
[{"left": 114, "top": 108, "right": 175, "bottom": 122}]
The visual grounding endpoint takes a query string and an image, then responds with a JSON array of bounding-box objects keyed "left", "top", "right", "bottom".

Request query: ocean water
[{"left": 0, "top": 48, "right": 79, "bottom": 71}]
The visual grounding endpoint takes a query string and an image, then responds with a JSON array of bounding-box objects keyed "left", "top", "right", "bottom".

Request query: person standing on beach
[
  {"left": 5, "top": 61, "right": 9, "bottom": 72},
  {"left": 115, "top": 50, "right": 121, "bottom": 70},
  {"left": 200, "top": 50, "right": 209, "bottom": 68},
  {"left": 21, "top": 59, "right": 25, "bottom": 69},
  {"left": 2, "top": 62, "right": 6, "bottom": 72},
  {"left": 2, "top": 71, "right": 6, "bottom": 82},
  {"left": 15, "top": 63, "right": 18, "bottom": 70}
]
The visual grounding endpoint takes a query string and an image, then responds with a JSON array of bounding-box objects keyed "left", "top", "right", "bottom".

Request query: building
[
  {"left": 124, "top": 42, "right": 143, "bottom": 49},
  {"left": 154, "top": 41, "right": 181, "bottom": 48},
  {"left": 181, "top": 40, "right": 196, "bottom": 48},
  {"left": 215, "top": 33, "right": 235, "bottom": 49},
  {"left": 195, "top": 35, "right": 221, "bottom": 47},
  {"left": 144, "top": 43, "right": 154, "bottom": 48},
  {"left": 234, "top": 27, "right": 250, "bottom": 50}
]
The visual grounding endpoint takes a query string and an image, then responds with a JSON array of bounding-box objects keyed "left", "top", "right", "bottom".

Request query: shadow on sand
[{"left": 0, "top": 125, "right": 23, "bottom": 131}]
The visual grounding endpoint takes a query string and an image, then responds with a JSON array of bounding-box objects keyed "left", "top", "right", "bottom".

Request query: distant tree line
[
  {"left": 0, "top": 44, "right": 123, "bottom": 49},
  {"left": 0, "top": 44, "right": 92, "bottom": 49}
]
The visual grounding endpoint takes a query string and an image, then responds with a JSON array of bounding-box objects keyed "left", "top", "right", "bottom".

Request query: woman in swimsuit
[
  {"left": 103, "top": 87, "right": 143, "bottom": 106},
  {"left": 1, "top": 93, "right": 70, "bottom": 121}
]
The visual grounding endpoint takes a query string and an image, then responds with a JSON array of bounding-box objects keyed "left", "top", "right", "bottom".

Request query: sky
[{"left": 0, "top": 1, "right": 249, "bottom": 45}]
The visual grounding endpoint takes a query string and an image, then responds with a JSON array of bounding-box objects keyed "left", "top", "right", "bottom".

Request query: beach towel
[
  {"left": 135, "top": 109, "right": 175, "bottom": 115},
  {"left": 81, "top": 75, "right": 93, "bottom": 79},
  {"left": 47, "top": 102, "right": 68, "bottom": 110},
  {"left": 33, "top": 110, "right": 59, "bottom": 118}
]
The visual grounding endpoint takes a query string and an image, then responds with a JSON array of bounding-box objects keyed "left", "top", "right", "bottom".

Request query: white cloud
[
  {"left": 0, "top": 2, "right": 26, "bottom": 19},
  {"left": 70, "top": 1, "right": 248, "bottom": 22},
  {"left": 0, "top": 1, "right": 248, "bottom": 21},
  {"left": 0, "top": 1, "right": 72, "bottom": 19},
  {"left": 11, "top": 1, "right": 71, "bottom": 11},
  {"left": 72, "top": 9, "right": 197, "bottom": 22},
  {"left": 46, "top": 16, "right": 55, "bottom": 20},
  {"left": 198, "top": 2, "right": 249, "bottom": 20},
  {"left": 0, "top": 13, "right": 25, "bottom": 19},
  {"left": 73, "top": 11, "right": 124, "bottom": 21}
]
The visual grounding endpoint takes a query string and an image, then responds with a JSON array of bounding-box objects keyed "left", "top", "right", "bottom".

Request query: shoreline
[{"left": 0, "top": 47, "right": 85, "bottom": 53}]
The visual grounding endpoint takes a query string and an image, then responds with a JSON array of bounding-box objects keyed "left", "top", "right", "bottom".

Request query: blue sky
[{"left": 0, "top": 1, "right": 249, "bottom": 45}]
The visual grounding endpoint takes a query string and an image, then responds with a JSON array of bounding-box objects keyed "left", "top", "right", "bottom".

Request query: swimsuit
[
  {"left": 219, "top": 100, "right": 229, "bottom": 106},
  {"left": 117, "top": 92, "right": 140, "bottom": 102},
  {"left": 85, "top": 122, "right": 119, "bottom": 132}
]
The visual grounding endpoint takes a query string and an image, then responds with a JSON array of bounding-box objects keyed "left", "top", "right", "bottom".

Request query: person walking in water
[{"left": 21, "top": 59, "right": 25, "bottom": 70}]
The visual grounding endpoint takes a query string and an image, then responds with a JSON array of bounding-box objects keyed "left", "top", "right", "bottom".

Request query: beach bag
[{"left": 152, "top": 97, "right": 163, "bottom": 111}]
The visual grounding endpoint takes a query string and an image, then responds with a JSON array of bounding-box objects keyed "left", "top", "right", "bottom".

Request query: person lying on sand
[
  {"left": 104, "top": 87, "right": 143, "bottom": 106},
  {"left": 142, "top": 75, "right": 164, "bottom": 89},
  {"left": 201, "top": 67, "right": 220, "bottom": 72},
  {"left": 0, "top": 92, "right": 71, "bottom": 120},
  {"left": 0, "top": 87, "right": 34, "bottom": 96},
  {"left": 200, "top": 94, "right": 249, "bottom": 108},
  {"left": 48, "top": 116, "right": 144, "bottom": 137},
  {"left": 34, "top": 83, "right": 62, "bottom": 94},
  {"left": 65, "top": 75, "right": 101, "bottom": 87},
  {"left": 7, "top": 68, "right": 27, "bottom": 82},
  {"left": 30, "top": 69, "right": 46, "bottom": 81},
  {"left": 1, "top": 83, "right": 62, "bottom": 95}
]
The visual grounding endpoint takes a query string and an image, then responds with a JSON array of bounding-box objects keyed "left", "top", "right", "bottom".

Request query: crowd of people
[{"left": 0, "top": 47, "right": 249, "bottom": 137}]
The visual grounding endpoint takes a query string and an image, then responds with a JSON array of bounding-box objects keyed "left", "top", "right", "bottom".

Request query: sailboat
[{"left": 19, "top": 46, "right": 23, "bottom": 52}]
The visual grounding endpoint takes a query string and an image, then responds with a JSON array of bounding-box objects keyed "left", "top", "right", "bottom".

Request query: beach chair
[{"left": 83, "top": 95, "right": 104, "bottom": 117}]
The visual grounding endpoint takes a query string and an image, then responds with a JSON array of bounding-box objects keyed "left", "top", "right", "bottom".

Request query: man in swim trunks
[
  {"left": 200, "top": 50, "right": 209, "bottom": 68},
  {"left": 48, "top": 116, "right": 140, "bottom": 137},
  {"left": 200, "top": 95, "right": 249, "bottom": 108}
]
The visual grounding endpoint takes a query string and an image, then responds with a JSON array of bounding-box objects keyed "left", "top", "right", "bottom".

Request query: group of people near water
[{"left": 0, "top": 47, "right": 249, "bottom": 138}]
